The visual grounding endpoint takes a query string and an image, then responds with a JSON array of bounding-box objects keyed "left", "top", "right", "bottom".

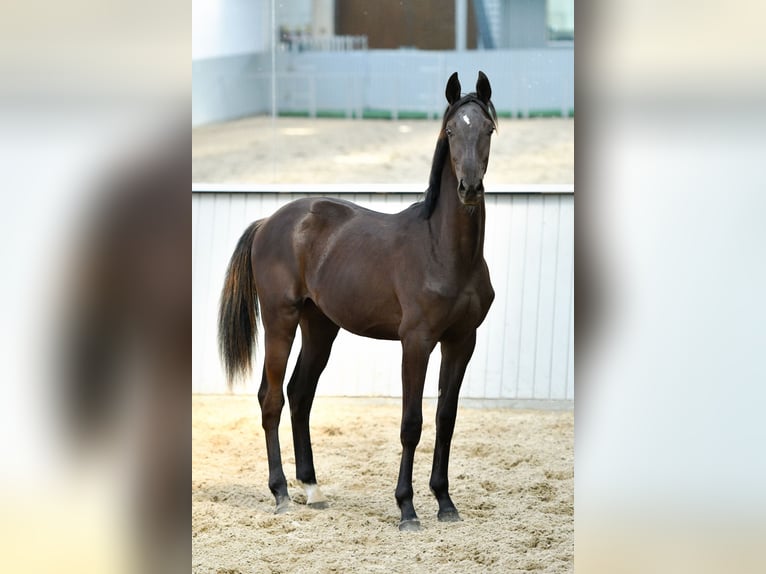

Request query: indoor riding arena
[
  {"left": 192, "top": 113, "right": 573, "bottom": 573},
  {"left": 194, "top": 1, "right": 574, "bottom": 570}
]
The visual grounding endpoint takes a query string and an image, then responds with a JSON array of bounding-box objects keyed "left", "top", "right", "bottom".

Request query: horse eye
[{"left": 445, "top": 128, "right": 453, "bottom": 137}]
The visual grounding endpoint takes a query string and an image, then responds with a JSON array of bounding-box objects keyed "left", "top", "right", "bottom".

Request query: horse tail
[{"left": 218, "top": 219, "right": 265, "bottom": 387}]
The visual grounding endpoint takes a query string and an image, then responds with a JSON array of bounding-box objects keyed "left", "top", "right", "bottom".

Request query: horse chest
[
  {"left": 422, "top": 274, "right": 492, "bottom": 330},
  {"left": 452, "top": 286, "right": 491, "bottom": 327}
]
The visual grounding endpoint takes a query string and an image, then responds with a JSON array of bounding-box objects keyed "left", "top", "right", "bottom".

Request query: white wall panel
[
  {"left": 501, "top": 195, "right": 528, "bottom": 397},
  {"left": 553, "top": 196, "right": 574, "bottom": 400},
  {"left": 192, "top": 0, "right": 270, "bottom": 59},
  {"left": 533, "top": 194, "right": 561, "bottom": 398},
  {"left": 192, "top": 186, "right": 574, "bottom": 402}
]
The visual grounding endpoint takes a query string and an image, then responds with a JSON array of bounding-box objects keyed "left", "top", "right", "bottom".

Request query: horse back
[{"left": 252, "top": 198, "right": 404, "bottom": 330}]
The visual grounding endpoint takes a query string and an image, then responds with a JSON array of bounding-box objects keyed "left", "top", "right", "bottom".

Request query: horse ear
[
  {"left": 445, "top": 72, "right": 461, "bottom": 105},
  {"left": 476, "top": 71, "right": 492, "bottom": 104}
]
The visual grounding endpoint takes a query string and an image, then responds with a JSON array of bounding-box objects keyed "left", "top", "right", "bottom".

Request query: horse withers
[{"left": 219, "top": 71, "right": 497, "bottom": 531}]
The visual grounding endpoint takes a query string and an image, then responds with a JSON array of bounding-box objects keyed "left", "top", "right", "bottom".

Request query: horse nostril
[
  {"left": 464, "top": 182, "right": 482, "bottom": 196},
  {"left": 458, "top": 177, "right": 483, "bottom": 203}
]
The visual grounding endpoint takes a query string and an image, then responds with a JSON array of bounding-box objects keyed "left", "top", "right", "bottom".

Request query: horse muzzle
[{"left": 458, "top": 178, "right": 484, "bottom": 205}]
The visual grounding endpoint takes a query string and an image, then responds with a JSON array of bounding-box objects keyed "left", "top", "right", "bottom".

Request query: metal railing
[{"left": 279, "top": 33, "right": 368, "bottom": 53}]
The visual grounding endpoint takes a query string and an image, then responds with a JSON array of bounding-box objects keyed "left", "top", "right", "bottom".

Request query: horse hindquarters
[
  {"left": 253, "top": 203, "right": 347, "bottom": 513},
  {"left": 249, "top": 211, "right": 305, "bottom": 513}
]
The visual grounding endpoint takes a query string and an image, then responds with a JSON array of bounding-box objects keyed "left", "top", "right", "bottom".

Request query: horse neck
[{"left": 429, "top": 158, "right": 486, "bottom": 269}]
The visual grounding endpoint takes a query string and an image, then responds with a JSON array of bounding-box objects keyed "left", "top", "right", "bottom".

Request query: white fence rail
[{"left": 192, "top": 185, "right": 573, "bottom": 405}]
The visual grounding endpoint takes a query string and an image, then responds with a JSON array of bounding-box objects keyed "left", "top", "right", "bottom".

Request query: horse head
[{"left": 443, "top": 71, "right": 496, "bottom": 206}]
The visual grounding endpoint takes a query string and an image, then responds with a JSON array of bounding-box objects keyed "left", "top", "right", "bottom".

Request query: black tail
[{"left": 218, "top": 219, "right": 264, "bottom": 387}]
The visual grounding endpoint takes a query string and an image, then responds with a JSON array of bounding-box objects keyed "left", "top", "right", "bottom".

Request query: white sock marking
[{"left": 298, "top": 481, "right": 327, "bottom": 504}]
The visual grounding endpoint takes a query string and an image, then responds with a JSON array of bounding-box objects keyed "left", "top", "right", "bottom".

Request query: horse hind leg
[
  {"left": 258, "top": 306, "right": 300, "bottom": 514},
  {"left": 287, "top": 301, "right": 339, "bottom": 509}
]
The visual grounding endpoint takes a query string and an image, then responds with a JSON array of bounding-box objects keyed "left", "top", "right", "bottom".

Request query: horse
[{"left": 218, "top": 71, "right": 497, "bottom": 531}]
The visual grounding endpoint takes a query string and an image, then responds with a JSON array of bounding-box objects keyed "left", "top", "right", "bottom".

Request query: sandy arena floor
[
  {"left": 192, "top": 395, "right": 573, "bottom": 573},
  {"left": 192, "top": 116, "right": 573, "bottom": 185}
]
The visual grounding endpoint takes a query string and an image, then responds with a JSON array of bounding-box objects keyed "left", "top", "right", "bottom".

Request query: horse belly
[
  {"left": 297, "top": 205, "right": 406, "bottom": 339},
  {"left": 308, "top": 272, "right": 402, "bottom": 340}
]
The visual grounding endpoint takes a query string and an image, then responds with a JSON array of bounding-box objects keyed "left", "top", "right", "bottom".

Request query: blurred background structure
[{"left": 192, "top": 0, "right": 574, "bottom": 124}]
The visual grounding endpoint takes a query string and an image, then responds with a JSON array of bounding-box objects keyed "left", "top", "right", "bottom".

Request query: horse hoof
[
  {"left": 437, "top": 509, "right": 462, "bottom": 522},
  {"left": 398, "top": 519, "right": 421, "bottom": 532},
  {"left": 274, "top": 498, "right": 291, "bottom": 514},
  {"left": 307, "top": 501, "right": 329, "bottom": 510}
]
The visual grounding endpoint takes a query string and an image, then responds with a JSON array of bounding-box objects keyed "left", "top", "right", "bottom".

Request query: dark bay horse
[{"left": 219, "top": 71, "right": 497, "bottom": 531}]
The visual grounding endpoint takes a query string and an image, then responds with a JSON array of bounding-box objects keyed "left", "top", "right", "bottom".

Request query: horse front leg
[
  {"left": 395, "top": 334, "right": 434, "bottom": 531},
  {"left": 429, "top": 330, "right": 476, "bottom": 522}
]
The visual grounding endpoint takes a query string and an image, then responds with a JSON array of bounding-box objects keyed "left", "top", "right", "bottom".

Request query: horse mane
[{"left": 420, "top": 93, "right": 498, "bottom": 219}]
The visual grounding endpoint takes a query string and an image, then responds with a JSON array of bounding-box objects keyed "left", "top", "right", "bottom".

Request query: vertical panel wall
[{"left": 192, "top": 186, "right": 573, "bottom": 403}]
